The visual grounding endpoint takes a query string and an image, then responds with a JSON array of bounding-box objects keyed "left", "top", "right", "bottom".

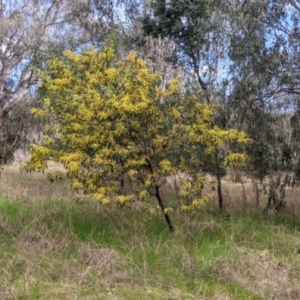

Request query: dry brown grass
[
  {"left": 216, "top": 172, "right": 300, "bottom": 217},
  {"left": 0, "top": 163, "right": 72, "bottom": 202},
  {"left": 216, "top": 247, "right": 300, "bottom": 299},
  {"left": 17, "top": 226, "right": 75, "bottom": 254},
  {"left": 1, "top": 233, "right": 135, "bottom": 298}
]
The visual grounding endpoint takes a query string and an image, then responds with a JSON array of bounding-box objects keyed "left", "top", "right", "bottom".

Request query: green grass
[{"left": 0, "top": 166, "right": 300, "bottom": 299}]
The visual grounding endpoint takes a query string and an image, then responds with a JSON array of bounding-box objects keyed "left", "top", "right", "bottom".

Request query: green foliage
[
  {"left": 142, "top": 0, "right": 211, "bottom": 42},
  {"left": 141, "top": 0, "right": 221, "bottom": 98},
  {"left": 0, "top": 97, "right": 43, "bottom": 164},
  {"left": 222, "top": 1, "right": 300, "bottom": 179},
  {"left": 24, "top": 39, "right": 249, "bottom": 230}
]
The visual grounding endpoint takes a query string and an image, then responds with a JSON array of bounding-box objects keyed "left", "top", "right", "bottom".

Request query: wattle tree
[{"left": 24, "top": 39, "right": 249, "bottom": 232}]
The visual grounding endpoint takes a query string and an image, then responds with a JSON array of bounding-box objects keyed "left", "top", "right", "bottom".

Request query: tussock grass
[{"left": 0, "top": 164, "right": 300, "bottom": 299}]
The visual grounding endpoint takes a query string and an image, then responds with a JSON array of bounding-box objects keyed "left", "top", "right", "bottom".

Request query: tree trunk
[
  {"left": 0, "top": 108, "right": 3, "bottom": 133},
  {"left": 0, "top": 111, "right": 3, "bottom": 164},
  {"left": 155, "top": 184, "right": 174, "bottom": 233},
  {"left": 216, "top": 173, "right": 223, "bottom": 211},
  {"left": 146, "top": 158, "right": 174, "bottom": 233}
]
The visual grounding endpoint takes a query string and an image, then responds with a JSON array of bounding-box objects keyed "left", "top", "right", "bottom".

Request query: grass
[{"left": 0, "top": 165, "right": 300, "bottom": 299}]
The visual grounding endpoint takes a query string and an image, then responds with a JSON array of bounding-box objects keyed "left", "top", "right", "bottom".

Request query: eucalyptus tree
[
  {"left": 224, "top": 0, "right": 300, "bottom": 178},
  {"left": 0, "top": 0, "right": 87, "bottom": 158}
]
